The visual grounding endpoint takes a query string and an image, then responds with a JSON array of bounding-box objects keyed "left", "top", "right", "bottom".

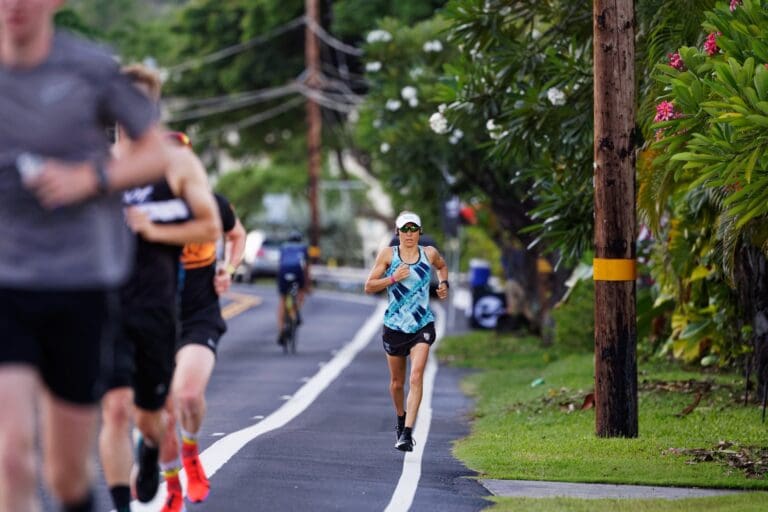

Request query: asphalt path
[{"left": 58, "top": 283, "right": 489, "bottom": 512}]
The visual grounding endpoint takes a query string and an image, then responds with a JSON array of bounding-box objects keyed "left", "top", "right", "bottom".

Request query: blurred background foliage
[{"left": 55, "top": 0, "right": 768, "bottom": 382}]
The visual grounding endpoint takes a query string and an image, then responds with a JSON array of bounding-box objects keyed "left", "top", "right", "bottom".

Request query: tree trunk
[
  {"left": 734, "top": 245, "right": 768, "bottom": 400},
  {"left": 593, "top": 0, "right": 638, "bottom": 438}
]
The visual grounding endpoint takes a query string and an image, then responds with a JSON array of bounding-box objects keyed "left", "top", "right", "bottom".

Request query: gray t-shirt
[{"left": 0, "top": 31, "right": 156, "bottom": 289}]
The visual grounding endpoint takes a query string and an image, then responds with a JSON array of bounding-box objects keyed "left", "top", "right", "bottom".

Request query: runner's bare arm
[
  {"left": 27, "top": 126, "right": 168, "bottom": 209},
  {"left": 224, "top": 217, "right": 247, "bottom": 270},
  {"left": 364, "top": 247, "right": 395, "bottom": 294},
  {"left": 427, "top": 246, "right": 449, "bottom": 300},
  {"left": 134, "top": 147, "right": 221, "bottom": 245}
]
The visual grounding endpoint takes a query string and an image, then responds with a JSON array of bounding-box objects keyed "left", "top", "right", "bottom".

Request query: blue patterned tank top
[{"left": 384, "top": 246, "right": 435, "bottom": 332}]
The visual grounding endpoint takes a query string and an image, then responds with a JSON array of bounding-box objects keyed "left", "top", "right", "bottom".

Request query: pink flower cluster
[
  {"left": 668, "top": 52, "right": 684, "bottom": 71},
  {"left": 730, "top": 0, "right": 742, "bottom": 12},
  {"left": 704, "top": 32, "right": 720, "bottom": 56},
  {"left": 654, "top": 101, "right": 677, "bottom": 122}
]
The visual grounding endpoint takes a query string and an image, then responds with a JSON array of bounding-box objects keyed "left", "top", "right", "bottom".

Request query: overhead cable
[
  {"left": 167, "top": 83, "right": 300, "bottom": 122},
  {"left": 304, "top": 18, "right": 364, "bottom": 56},
  {"left": 167, "top": 16, "right": 307, "bottom": 75},
  {"left": 195, "top": 95, "right": 306, "bottom": 142}
]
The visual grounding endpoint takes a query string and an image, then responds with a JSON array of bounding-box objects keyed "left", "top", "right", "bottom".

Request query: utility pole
[
  {"left": 592, "top": 0, "right": 638, "bottom": 438},
  {"left": 305, "top": 0, "right": 322, "bottom": 262}
]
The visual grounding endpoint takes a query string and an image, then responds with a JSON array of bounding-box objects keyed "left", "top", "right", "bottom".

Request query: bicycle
[{"left": 281, "top": 276, "right": 301, "bottom": 355}]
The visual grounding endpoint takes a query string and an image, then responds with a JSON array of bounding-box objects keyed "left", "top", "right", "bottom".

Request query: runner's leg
[
  {"left": 40, "top": 390, "right": 99, "bottom": 507},
  {"left": 386, "top": 354, "right": 407, "bottom": 416},
  {"left": 404, "top": 343, "right": 430, "bottom": 429},
  {"left": 0, "top": 366, "right": 39, "bottom": 512},
  {"left": 99, "top": 387, "right": 134, "bottom": 512},
  {"left": 174, "top": 344, "right": 216, "bottom": 502}
]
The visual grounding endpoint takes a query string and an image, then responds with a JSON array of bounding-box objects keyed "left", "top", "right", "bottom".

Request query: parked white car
[{"left": 234, "top": 230, "right": 282, "bottom": 281}]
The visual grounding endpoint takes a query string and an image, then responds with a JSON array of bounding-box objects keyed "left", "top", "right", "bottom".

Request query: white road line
[
  {"left": 383, "top": 303, "right": 446, "bottom": 512},
  {"left": 131, "top": 301, "right": 387, "bottom": 512}
]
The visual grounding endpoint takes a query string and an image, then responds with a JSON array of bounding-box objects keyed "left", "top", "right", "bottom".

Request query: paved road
[{"left": 71, "top": 283, "right": 489, "bottom": 511}]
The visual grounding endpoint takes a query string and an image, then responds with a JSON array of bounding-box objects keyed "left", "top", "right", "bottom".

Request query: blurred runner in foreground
[{"left": 0, "top": 2, "right": 169, "bottom": 511}]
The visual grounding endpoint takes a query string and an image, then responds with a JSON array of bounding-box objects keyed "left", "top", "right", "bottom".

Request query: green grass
[
  {"left": 485, "top": 493, "right": 768, "bottom": 512},
  {"left": 437, "top": 332, "right": 768, "bottom": 490}
]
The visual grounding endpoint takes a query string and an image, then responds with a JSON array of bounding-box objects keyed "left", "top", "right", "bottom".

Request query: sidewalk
[{"left": 480, "top": 479, "right": 742, "bottom": 500}]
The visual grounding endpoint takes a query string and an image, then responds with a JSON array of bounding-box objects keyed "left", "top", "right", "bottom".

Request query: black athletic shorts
[
  {"left": 382, "top": 322, "right": 436, "bottom": 357},
  {"left": 106, "top": 304, "right": 177, "bottom": 411},
  {"left": 179, "top": 302, "right": 227, "bottom": 355},
  {"left": 278, "top": 266, "right": 305, "bottom": 295},
  {"left": 0, "top": 287, "right": 120, "bottom": 405}
]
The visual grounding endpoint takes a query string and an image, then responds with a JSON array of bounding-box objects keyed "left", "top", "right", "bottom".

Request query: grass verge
[
  {"left": 437, "top": 331, "right": 768, "bottom": 490},
  {"left": 485, "top": 493, "right": 768, "bottom": 512}
]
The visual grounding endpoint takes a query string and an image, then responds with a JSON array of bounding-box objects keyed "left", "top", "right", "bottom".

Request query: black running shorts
[
  {"left": 278, "top": 266, "right": 305, "bottom": 294},
  {"left": 106, "top": 304, "right": 177, "bottom": 411},
  {"left": 179, "top": 302, "right": 227, "bottom": 355},
  {"left": 382, "top": 322, "right": 436, "bottom": 357},
  {"left": 0, "top": 287, "right": 120, "bottom": 405}
]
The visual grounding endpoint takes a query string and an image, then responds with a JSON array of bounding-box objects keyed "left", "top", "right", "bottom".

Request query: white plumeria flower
[
  {"left": 546, "top": 87, "right": 566, "bottom": 106},
  {"left": 449, "top": 129, "right": 463, "bottom": 145},
  {"left": 385, "top": 99, "right": 402, "bottom": 111},
  {"left": 365, "top": 61, "right": 382, "bottom": 72},
  {"left": 423, "top": 40, "right": 443, "bottom": 53},
  {"left": 380, "top": 142, "right": 390, "bottom": 153},
  {"left": 366, "top": 29, "right": 392, "bottom": 44},
  {"left": 429, "top": 112, "right": 449, "bottom": 134},
  {"left": 225, "top": 130, "right": 240, "bottom": 146},
  {"left": 532, "top": 29, "right": 542, "bottom": 40},
  {"left": 438, "top": 103, "right": 447, "bottom": 113},
  {"left": 486, "top": 119, "right": 506, "bottom": 140},
  {"left": 408, "top": 97, "right": 419, "bottom": 108},
  {"left": 401, "top": 86, "right": 418, "bottom": 101},
  {"left": 372, "top": 118, "right": 383, "bottom": 128}
]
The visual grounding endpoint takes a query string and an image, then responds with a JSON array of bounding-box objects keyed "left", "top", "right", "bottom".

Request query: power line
[
  {"left": 167, "top": 83, "right": 300, "bottom": 122},
  {"left": 195, "top": 95, "right": 306, "bottom": 142},
  {"left": 167, "top": 16, "right": 307, "bottom": 75},
  {"left": 304, "top": 17, "right": 364, "bottom": 57},
  {"left": 296, "top": 83, "right": 356, "bottom": 113}
]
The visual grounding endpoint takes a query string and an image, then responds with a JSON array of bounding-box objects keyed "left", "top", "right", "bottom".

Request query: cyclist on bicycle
[{"left": 276, "top": 231, "right": 310, "bottom": 345}]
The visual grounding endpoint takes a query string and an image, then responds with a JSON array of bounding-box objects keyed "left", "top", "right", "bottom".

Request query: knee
[
  {"left": 389, "top": 378, "right": 404, "bottom": 394},
  {"left": 101, "top": 391, "right": 133, "bottom": 431},
  {"left": 0, "top": 431, "right": 35, "bottom": 490},
  {"left": 175, "top": 388, "right": 204, "bottom": 417},
  {"left": 45, "top": 464, "right": 90, "bottom": 504},
  {"left": 409, "top": 370, "right": 424, "bottom": 389},
  {"left": 102, "top": 404, "right": 132, "bottom": 432}
]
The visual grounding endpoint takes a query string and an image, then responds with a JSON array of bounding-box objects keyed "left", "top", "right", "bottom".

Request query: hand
[
  {"left": 436, "top": 281, "right": 449, "bottom": 300},
  {"left": 214, "top": 268, "right": 232, "bottom": 295},
  {"left": 392, "top": 263, "right": 410, "bottom": 283},
  {"left": 124, "top": 206, "right": 155, "bottom": 240},
  {"left": 24, "top": 160, "right": 99, "bottom": 209}
]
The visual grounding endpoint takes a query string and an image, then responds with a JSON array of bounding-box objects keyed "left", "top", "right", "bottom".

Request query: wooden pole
[
  {"left": 593, "top": 0, "right": 638, "bottom": 438},
  {"left": 306, "top": 0, "right": 322, "bottom": 262}
]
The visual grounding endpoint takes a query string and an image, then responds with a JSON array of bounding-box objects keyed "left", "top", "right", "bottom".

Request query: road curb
[{"left": 479, "top": 479, "right": 744, "bottom": 500}]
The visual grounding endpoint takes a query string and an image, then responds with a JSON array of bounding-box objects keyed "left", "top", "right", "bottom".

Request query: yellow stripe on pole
[{"left": 593, "top": 258, "right": 636, "bottom": 281}]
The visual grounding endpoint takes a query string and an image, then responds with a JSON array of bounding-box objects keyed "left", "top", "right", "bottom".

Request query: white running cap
[{"left": 395, "top": 212, "right": 421, "bottom": 228}]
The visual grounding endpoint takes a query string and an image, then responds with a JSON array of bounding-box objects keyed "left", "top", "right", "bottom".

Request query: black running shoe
[
  {"left": 296, "top": 310, "right": 302, "bottom": 326},
  {"left": 396, "top": 413, "right": 406, "bottom": 441},
  {"left": 135, "top": 437, "right": 160, "bottom": 502},
  {"left": 395, "top": 430, "right": 415, "bottom": 452},
  {"left": 277, "top": 332, "right": 285, "bottom": 345}
]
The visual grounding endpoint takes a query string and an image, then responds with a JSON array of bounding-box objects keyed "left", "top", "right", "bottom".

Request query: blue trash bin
[{"left": 469, "top": 258, "right": 491, "bottom": 288}]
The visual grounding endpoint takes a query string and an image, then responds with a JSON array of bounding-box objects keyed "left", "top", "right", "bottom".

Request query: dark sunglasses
[{"left": 399, "top": 225, "right": 420, "bottom": 233}]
